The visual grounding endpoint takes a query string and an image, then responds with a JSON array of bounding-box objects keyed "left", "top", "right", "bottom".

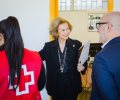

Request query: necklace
[{"left": 58, "top": 47, "right": 67, "bottom": 73}]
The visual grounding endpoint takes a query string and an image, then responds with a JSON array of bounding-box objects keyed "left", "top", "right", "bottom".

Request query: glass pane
[
  {"left": 92, "top": 2, "right": 97, "bottom": 9},
  {"left": 74, "top": 0, "right": 81, "bottom": 10},
  {"left": 82, "top": 2, "right": 86, "bottom": 9},
  {"left": 66, "top": 0, "right": 71, "bottom": 10},
  {"left": 97, "top": 0, "right": 102, "bottom": 9},
  {"left": 87, "top": 0, "right": 91, "bottom": 9},
  {"left": 59, "top": 0, "right": 108, "bottom": 11},
  {"left": 92, "top": 0, "right": 97, "bottom": 1},
  {"left": 103, "top": 0, "right": 108, "bottom": 2},
  {"left": 74, "top": 0, "right": 81, "bottom": 6},
  {"left": 61, "top": 3, "right": 66, "bottom": 11},
  {"left": 61, "top": 0, "right": 66, "bottom": 2},
  {"left": 103, "top": 2, "right": 108, "bottom": 9},
  {"left": 82, "top": 0, "right": 86, "bottom": 2}
]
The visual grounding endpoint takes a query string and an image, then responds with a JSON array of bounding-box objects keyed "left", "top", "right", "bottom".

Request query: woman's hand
[{"left": 77, "top": 63, "right": 85, "bottom": 72}]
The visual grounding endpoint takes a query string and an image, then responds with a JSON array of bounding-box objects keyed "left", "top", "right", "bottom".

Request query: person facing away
[
  {"left": 90, "top": 12, "right": 120, "bottom": 100},
  {"left": 0, "top": 16, "right": 45, "bottom": 100},
  {"left": 39, "top": 17, "right": 87, "bottom": 100}
]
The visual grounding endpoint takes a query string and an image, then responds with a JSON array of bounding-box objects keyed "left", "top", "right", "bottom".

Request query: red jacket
[{"left": 0, "top": 49, "right": 42, "bottom": 100}]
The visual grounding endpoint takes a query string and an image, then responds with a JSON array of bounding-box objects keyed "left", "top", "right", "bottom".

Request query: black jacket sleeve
[{"left": 37, "top": 63, "right": 46, "bottom": 91}]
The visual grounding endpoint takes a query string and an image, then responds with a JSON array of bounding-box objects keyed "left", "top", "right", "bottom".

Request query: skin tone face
[
  {"left": 58, "top": 22, "right": 71, "bottom": 41},
  {"left": 98, "top": 17, "right": 109, "bottom": 44},
  {"left": 97, "top": 12, "right": 120, "bottom": 44}
]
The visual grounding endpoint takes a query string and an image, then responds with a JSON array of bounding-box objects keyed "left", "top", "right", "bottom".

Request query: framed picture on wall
[{"left": 88, "top": 13, "right": 104, "bottom": 32}]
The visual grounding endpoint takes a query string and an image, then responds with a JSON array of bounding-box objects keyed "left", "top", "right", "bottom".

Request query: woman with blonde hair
[{"left": 39, "top": 17, "right": 86, "bottom": 100}]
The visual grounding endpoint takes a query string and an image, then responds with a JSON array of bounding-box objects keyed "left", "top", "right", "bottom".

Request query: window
[
  {"left": 59, "top": 0, "right": 71, "bottom": 11},
  {"left": 59, "top": 0, "right": 108, "bottom": 11}
]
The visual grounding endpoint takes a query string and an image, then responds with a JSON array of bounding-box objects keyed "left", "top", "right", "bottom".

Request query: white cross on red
[{"left": 9, "top": 65, "right": 35, "bottom": 96}]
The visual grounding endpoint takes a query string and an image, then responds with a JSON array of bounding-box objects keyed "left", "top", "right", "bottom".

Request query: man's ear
[{"left": 107, "top": 23, "right": 112, "bottom": 32}]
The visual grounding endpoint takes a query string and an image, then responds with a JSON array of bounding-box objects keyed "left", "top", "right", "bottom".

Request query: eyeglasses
[{"left": 96, "top": 22, "right": 108, "bottom": 30}]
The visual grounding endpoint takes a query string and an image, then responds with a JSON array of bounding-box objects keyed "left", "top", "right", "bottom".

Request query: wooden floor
[
  {"left": 77, "top": 66, "right": 92, "bottom": 100},
  {"left": 77, "top": 91, "right": 91, "bottom": 100},
  {"left": 77, "top": 88, "right": 91, "bottom": 100}
]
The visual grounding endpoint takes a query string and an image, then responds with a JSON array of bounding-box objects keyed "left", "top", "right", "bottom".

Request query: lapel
[
  {"left": 66, "top": 38, "right": 76, "bottom": 64},
  {"left": 49, "top": 38, "right": 73, "bottom": 67},
  {"left": 49, "top": 38, "right": 79, "bottom": 70},
  {"left": 49, "top": 39, "right": 60, "bottom": 71}
]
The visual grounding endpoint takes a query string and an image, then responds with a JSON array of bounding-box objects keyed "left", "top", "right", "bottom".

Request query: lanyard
[{"left": 58, "top": 47, "right": 67, "bottom": 73}]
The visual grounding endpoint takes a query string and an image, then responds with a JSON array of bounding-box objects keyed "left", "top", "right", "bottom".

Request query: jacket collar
[
  {"left": 49, "top": 38, "right": 73, "bottom": 48},
  {"left": 104, "top": 36, "right": 120, "bottom": 48}
]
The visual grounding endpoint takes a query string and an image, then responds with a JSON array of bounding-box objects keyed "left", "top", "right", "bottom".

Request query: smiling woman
[{"left": 39, "top": 17, "right": 87, "bottom": 100}]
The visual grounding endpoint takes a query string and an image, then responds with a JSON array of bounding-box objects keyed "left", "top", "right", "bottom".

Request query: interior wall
[
  {"left": 59, "top": 10, "right": 107, "bottom": 44},
  {"left": 0, "top": 0, "right": 49, "bottom": 51},
  {"left": 0, "top": 0, "right": 49, "bottom": 100}
]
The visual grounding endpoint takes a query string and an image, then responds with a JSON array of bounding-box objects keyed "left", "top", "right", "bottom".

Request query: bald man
[{"left": 90, "top": 12, "right": 120, "bottom": 100}]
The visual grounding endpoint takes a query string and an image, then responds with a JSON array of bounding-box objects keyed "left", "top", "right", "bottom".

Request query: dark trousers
[
  {"left": 52, "top": 73, "right": 78, "bottom": 100},
  {"left": 52, "top": 92, "right": 78, "bottom": 100}
]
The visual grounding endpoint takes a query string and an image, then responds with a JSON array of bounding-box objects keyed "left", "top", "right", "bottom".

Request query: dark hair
[{"left": 0, "top": 16, "right": 24, "bottom": 90}]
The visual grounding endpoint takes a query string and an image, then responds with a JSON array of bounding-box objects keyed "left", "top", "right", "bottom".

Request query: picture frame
[{"left": 88, "top": 13, "right": 103, "bottom": 32}]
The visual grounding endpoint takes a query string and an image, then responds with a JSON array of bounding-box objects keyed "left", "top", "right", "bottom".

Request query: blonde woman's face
[{"left": 58, "top": 23, "right": 70, "bottom": 40}]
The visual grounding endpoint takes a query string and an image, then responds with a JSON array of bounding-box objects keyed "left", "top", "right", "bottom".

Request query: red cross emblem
[{"left": 9, "top": 65, "right": 35, "bottom": 96}]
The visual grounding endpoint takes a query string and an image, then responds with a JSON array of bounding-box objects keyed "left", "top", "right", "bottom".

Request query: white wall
[
  {"left": 114, "top": 0, "right": 120, "bottom": 11},
  {"left": 0, "top": 0, "right": 49, "bottom": 100},
  {"left": 0, "top": 0, "right": 49, "bottom": 51}
]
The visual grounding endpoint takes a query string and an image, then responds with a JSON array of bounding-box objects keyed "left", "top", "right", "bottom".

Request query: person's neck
[
  {"left": 58, "top": 38, "right": 66, "bottom": 45},
  {"left": 58, "top": 38, "right": 67, "bottom": 53}
]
